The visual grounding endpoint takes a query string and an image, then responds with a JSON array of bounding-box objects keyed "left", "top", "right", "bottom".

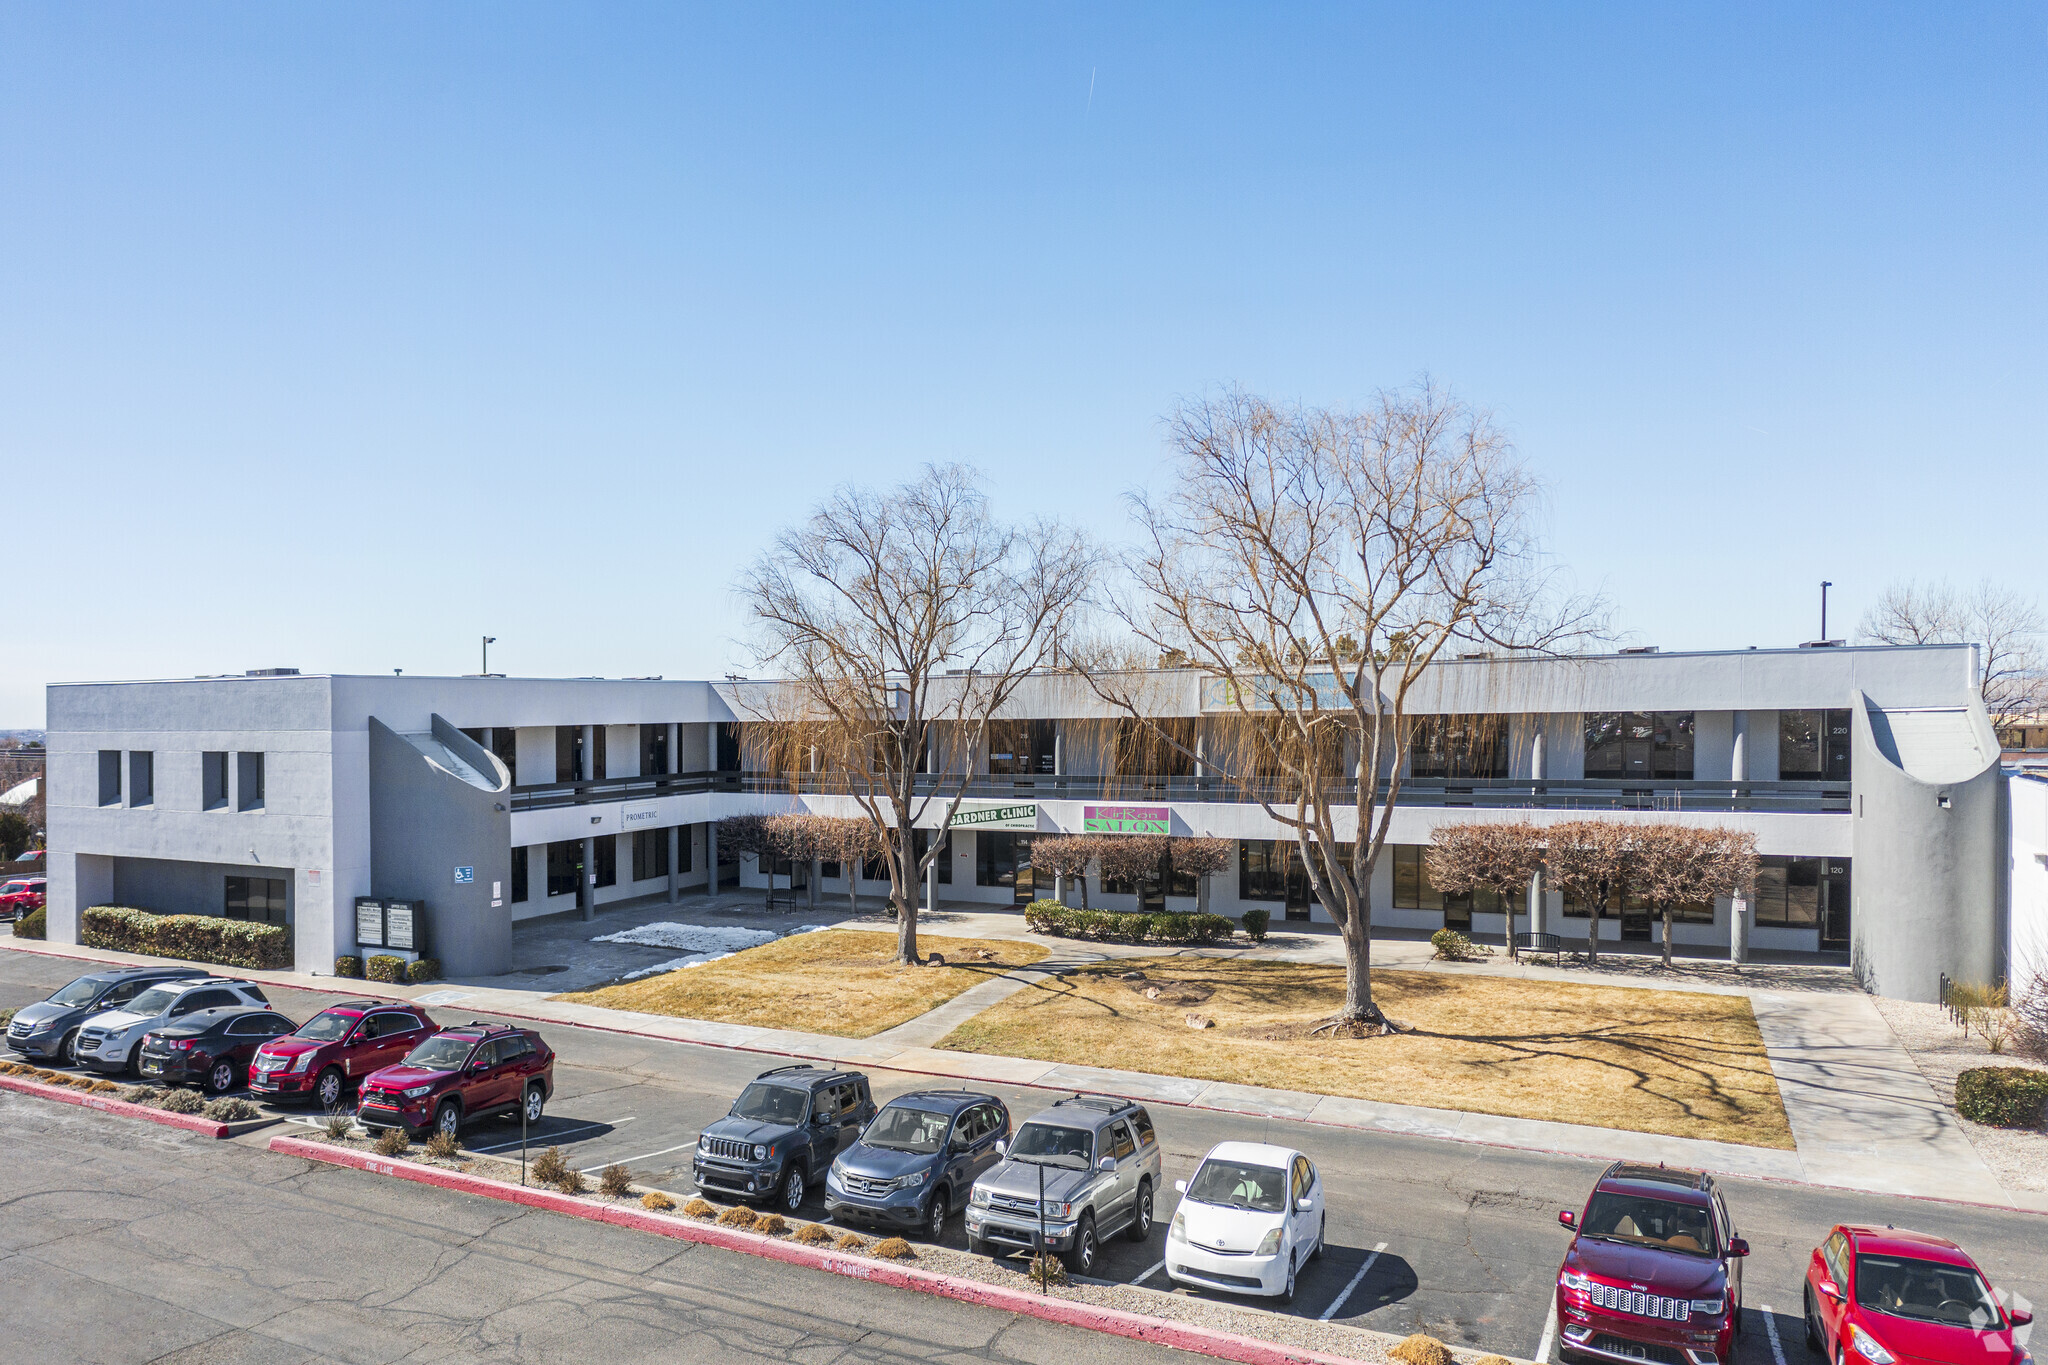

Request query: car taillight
[{"left": 174, "top": 1039, "right": 194, "bottom": 1051}]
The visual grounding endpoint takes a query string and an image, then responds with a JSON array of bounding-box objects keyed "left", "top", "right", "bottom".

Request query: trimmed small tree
[
  {"left": 1171, "top": 837, "right": 1236, "bottom": 915},
  {"left": 1543, "top": 820, "right": 1641, "bottom": 966},
  {"left": 1029, "top": 835, "right": 1101, "bottom": 909},
  {"left": 1096, "top": 834, "right": 1173, "bottom": 903},
  {"left": 1425, "top": 822, "right": 1544, "bottom": 957}
]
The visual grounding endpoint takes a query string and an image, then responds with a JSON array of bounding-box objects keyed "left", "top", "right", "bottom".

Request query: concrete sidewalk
[{"left": 6, "top": 932, "right": 2037, "bottom": 1215}]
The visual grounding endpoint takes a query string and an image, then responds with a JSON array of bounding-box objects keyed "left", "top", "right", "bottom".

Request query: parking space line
[
  {"left": 579, "top": 1137, "right": 697, "bottom": 1174},
  {"left": 468, "top": 1119, "right": 623, "bottom": 1154},
  {"left": 1134, "top": 1260, "right": 1166, "bottom": 1285},
  {"left": 1318, "top": 1241, "right": 1388, "bottom": 1323},
  {"left": 1761, "top": 1305, "right": 1786, "bottom": 1365},
  {"left": 1535, "top": 1303, "right": 1559, "bottom": 1365}
]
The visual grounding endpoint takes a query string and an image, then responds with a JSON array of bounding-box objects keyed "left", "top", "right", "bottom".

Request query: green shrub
[
  {"left": 1954, "top": 1067, "right": 2048, "bottom": 1128},
  {"left": 1430, "top": 928, "right": 1483, "bottom": 962},
  {"left": 205, "top": 1097, "right": 259, "bottom": 1122},
  {"left": 1023, "top": 900, "right": 1064, "bottom": 934},
  {"left": 1020, "top": 902, "right": 1235, "bottom": 945},
  {"left": 1186, "top": 913, "right": 1234, "bottom": 943},
  {"left": 13, "top": 905, "right": 45, "bottom": 939},
  {"left": 0, "top": 1006, "right": 13, "bottom": 1029},
  {"left": 157, "top": 1089, "right": 207, "bottom": 1115},
  {"left": 406, "top": 958, "right": 440, "bottom": 984},
  {"left": 1241, "top": 908, "right": 1271, "bottom": 943},
  {"left": 365, "top": 955, "right": 406, "bottom": 983},
  {"left": 334, "top": 956, "right": 364, "bottom": 979},
  {"left": 81, "top": 905, "right": 288, "bottom": 969}
]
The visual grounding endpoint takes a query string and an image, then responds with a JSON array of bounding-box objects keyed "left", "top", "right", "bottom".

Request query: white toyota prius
[{"left": 1165, "top": 1140, "right": 1326, "bottom": 1303}]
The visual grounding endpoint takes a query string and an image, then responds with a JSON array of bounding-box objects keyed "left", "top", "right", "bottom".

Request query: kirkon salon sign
[{"left": 1084, "top": 805, "right": 1170, "bottom": 835}]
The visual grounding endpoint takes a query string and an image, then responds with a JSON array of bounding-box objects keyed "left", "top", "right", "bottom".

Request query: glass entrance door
[{"left": 1820, "top": 862, "right": 1852, "bottom": 950}]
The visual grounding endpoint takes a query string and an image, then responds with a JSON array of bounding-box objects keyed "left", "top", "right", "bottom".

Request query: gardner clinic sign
[
  {"left": 1085, "top": 805, "right": 1170, "bottom": 834},
  {"left": 949, "top": 802, "right": 1039, "bottom": 831}
]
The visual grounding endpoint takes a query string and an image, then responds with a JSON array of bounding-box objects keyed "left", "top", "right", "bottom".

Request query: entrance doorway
[
  {"left": 1819, "top": 861, "right": 1852, "bottom": 951},
  {"left": 975, "top": 832, "right": 1038, "bottom": 906}
]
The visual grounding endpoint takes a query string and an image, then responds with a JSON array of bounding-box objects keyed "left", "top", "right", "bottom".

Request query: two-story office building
[{"left": 42, "top": 643, "right": 2007, "bottom": 1001}]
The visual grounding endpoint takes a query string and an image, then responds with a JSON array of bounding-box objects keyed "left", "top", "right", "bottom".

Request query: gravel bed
[{"left": 1868, "top": 996, "right": 2048, "bottom": 1194}]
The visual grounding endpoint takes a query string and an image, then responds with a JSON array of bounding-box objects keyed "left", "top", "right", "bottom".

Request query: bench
[{"left": 1513, "top": 932, "right": 1565, "bottom": 962}]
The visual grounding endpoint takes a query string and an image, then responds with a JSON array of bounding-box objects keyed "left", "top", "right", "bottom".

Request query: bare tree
[
  {"left": 1029, "top": 835, "right": 1100, "bottom": 908},
  {"left": 1858, "top": 578, "right": 2045, "bottom": 727},
  {"left": 1090, "top": 386, "right": 1602, "bottom": 1030},
  {"left": 1544, "top": 820, "right": 1640, "bottom": 967},
  {"left": 1171, "top": 836, "right": 1236, "bottom": 915},
  {"left": 1425, "top": 822, "right": 1544, "bottom": 957},
  {"left": 739, "top": 464, "right": 1093, "bottom": 965},
  {"left": 1094, "top": 834, "right": 1173, "bottom": 896},
  {"left": 1636, "top": 825, "right": 1714, "bottom": 968}
]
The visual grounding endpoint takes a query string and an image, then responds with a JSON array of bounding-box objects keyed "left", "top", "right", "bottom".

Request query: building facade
[{"left": 43, "top": 643, "right": 2008, "bottom": 1001}]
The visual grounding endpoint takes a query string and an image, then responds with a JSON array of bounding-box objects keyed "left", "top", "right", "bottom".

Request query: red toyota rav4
[
  {"left": 248, "top": 1001, "right": 438, "bottom": 1110},
  {"left": 1555, "top": 1162, "right": 1749, "bottom": 1365},
  {"left": 356, "top": 1022, "right": 554, "bottom": 1140}
]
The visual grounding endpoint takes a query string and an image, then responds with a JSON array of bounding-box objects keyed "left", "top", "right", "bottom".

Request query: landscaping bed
[
  {"left": 554, "top": 928, "right": 1050, "bottom": 1038},
  {"left": 937, "top": 957, "right": 1793, "bottom": 1148},
  {"left": 0, "top": 1063, "right": 276, "bottom": 1136},
  {"left": 1869, "top": 994, "right": 2048, "bottom": 1197}
]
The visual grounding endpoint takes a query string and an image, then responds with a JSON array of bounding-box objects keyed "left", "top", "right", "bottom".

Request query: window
[
  {"left": 631, "top": 828, "right": 670, "bottom": 882},
  {"left": 236, "top": 752, "right": 265, "bottom": 811},
  {"left": 510, "top": 846, "right": 529, "bottom": 903},
  {"left": 98, "top": 750, "right": 121, "bottom": 806},
  {"left": 912, "top": 829, "right": 952, "bottom": 884},
  {"left": 593, "top": 834, "right": 617, "bottom": 888},
  {"left": 975, "top": 832, "right": 1037, "bottom": 890},
  {"left": 224, "top": 876, "right": 287, "bottom": 926},
  {"left": 129, "top": 751, "right": 154, "bottom": 807},
  {"left": 546, "top": 840, "right": 582, "bottom": 897},
  {"left": 1583, "top": 712, "right": 1695, "bottom": 779},
  {"left": 1114, "top": 718, "right": 1194, "bottom": 778},
  {"left": 640, "top": 724, "right": 669, "bottom": 776},
  {"left": 677, "top": 830, "right": 693, "bottom": 873},
  {"left": 1102, "top": 845, "right": 1200, "bottom": 902},
  {"left": 1390, "top": 844, "right": 1524, "bottom": 916},
  {"left": 555, "top": 726, "right": 585, "bottom": 782},
  {"left": 1132, "top": 1108, "right": 1155, "bottom": 1147},
  {"left": 1109, "top": 1120, "right": 1137, "bottom": 1160},
  {"left": 717, "top": 722, "right": 741, "bottom": 772},
  {"left": 1409, "top": 715, "right": 1507, "bottom": 779},
  {"left": 1779, "top": 709, "right": 1851, "bottom": 781},
  {"left": 1238, "top": 839, "right": 1292, "bottom": 902},
  {"left": 491, "top": 728, "right": 517, "bottom": 784},
  {"left": 177, "top": 988, "right": 237, "bottom": 1014},
  {"left": 988, "top": 719, "right": 1057, "bottom": 775},
  {"left": 203, "top": 752, "right": 229, "bottom": 810},
  {"left": 1753, "top": 855, "right": 1850, "bottom": 928}
]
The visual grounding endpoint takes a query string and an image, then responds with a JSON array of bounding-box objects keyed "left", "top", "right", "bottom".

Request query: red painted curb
[
  {"left": 0, "top": 1073, "right": 231, "bottom": 1138},
  {"left": 269, "top": 1135, "right": 1373, "bottom": 1365}
]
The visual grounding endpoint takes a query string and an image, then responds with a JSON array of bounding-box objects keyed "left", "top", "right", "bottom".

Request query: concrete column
[
  {"left": 1730, "top": 892, "right": 1751, "bottom": 964},
  {"left": 581, "top": 835, "right": 596, "bottom": 922},
  {"left": 667, "top": 722, "right": 679, "bottom": 776},
  {"left": 704, "top": 822, "right": 718, "bottom": 897},
  {"left": 1528, "top": 867, "right": 1545, "bottom": 935},
  {"left": 1529, "top": 724, "right": 1547, "bottom": 781},
  {"left": 1053, "top": 725, "right": 1064, "bottom": 780},
  {"left": 667, "top": 825, "right": 680, "bottom": 904},
  {"left": 926, "top": 843, "right": 938, "bottom": 918},
  {"left": 580, "top": 724, "right": 595, "bottom": 782},
  {"left": 1731, "top": 711, "right": 1750, "bottom": 796}
]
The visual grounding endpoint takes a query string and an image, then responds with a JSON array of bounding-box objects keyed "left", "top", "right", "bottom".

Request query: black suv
[{"left": 693, "top": 1065, "right": 876, "bottom": 1213}]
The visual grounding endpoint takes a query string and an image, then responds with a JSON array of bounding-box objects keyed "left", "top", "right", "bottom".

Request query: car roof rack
[
  {"left": 756, "top": 1063, "right": 832, "bottom": 1079},
  {"left": 1050, "top": 1094, "right": 1133, "bottom": 1115},
  {"left": 1606, "top": 1160, "right": 1707, "bottom": 1190}
]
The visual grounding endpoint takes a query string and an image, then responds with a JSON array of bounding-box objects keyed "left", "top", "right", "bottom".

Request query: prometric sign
[{"left": 1084, "top": 805, "right": 1170, "bottom": 835}]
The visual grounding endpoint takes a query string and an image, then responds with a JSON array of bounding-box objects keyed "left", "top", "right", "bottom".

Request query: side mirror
[
  {"left": 994, "top": 1139, "right": 1006, "bottom": 1156},
  {"left": 1296, "top": 1198, "right": 1313, "bottom": 1212},
  {"left": 1097, "top": 1156, "right": 1116, "bottom": 1172},
  {"left": 471, "top": 1061, "right": 489, "bottom": 1074},
  {"left": 1559, "top": 1210, "right": 1577, "bottom": 1229},
  {"left": 1175, "top": 1179, "right": 1188, "bottom": 1194},
  {"left": 1819, "top": 1280, "right": 1842, "bottom": 1302},
  {"left": 2009, "top": 1309, "right": 2032, "bottom": 1328},
  {"left": 1729, "top": 1238, "right": 1750, "bottom": 1258}
]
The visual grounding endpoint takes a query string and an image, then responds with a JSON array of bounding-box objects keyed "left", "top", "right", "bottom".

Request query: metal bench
[{"left": 1513, "top": 931, "right": 1565, "bottom": 962}]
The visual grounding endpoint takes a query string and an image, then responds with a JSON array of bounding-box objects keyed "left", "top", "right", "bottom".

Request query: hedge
[
  {"left": 334, "top": 956, "right": 364, "bottom": 979},
  {"left": 1241, "top": 908, "right": 1270, "bottom": 944},
  {"left": 13, "top": 905, "right": 45, "bottom": 939},
  {"left": 365, "top": 954, "right": 406, "bottom": 983},
  {"left": 1023, "top": 900, "right": 1235, "bottom": 944},
  {"left": 82, "top": 905, "right": 291, "bottom": 971},
  {"left": 405, "top": 958, "right": 441, "bottom": 984},
  {"left": 1954, "top": 1066, "right": 2048, "bottom": 1129}
]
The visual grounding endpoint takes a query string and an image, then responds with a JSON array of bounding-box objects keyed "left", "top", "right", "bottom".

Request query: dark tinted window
[
  {"left": 1108, "top": 1121, "right": 1136, "bottom": 1160},
  {"left": 1580, "top": 1192, "right": 1716, "bottom": 1256},
  {"left": 228, "top": 1015, "right": 277, "bottom": 1036},
  {"left": 732, "top": 1083, "right": 808, "bottom": 1124},
  {"left": 1853, "top": 1254, "right": 2000, "bottom": 1329},
  {"left": 177, "top": 989, "right": 237, "bottom": 1014},
  {"left": 297, "top": 1010, "right": 361, "bottom": 1041},
  {"left": 51, "top": 977, "right": 109, "bottom": 1007},
  {"left": 1132, "top": 1108, "right": 1155, "bottom": 1146}
]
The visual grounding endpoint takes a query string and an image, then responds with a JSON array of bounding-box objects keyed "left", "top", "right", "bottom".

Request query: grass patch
[
  {"left": 938, "top": 958, "right": 1793, "bottom": 1149},
  {"left": 556, "top": 929, "right": 1050, "bottom": 1039}
]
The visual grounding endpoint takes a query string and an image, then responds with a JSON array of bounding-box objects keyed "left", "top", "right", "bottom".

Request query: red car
[
  {"left": 1805, "top": 1225, "right": 2032, "bottom": 1365},
  {"left": 356, "top": 1022, "right": 554, "bottom": 1140},
  {"left": 248, "top": 1001, "right": 438, "bottom": 1110},
  {"left": 0, "top": 877, "right": 45, "bottom": 920},
  {"left": 1555, "top": 1162, "right": 1749, "bottom": 1365}
]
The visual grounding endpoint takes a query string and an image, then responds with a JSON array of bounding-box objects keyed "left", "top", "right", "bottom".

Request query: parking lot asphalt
[{"left": 5, "top": 951, "right": 2041, "bottom": 1363}]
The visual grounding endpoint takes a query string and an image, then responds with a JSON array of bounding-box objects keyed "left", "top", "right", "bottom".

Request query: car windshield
[
  {"left": 1580, "top": 1193, "right": 1717, "bottom": 1256},
  {"left": 1, "top": 882, "right": 26, "bottom": 895},
  {"left": 403, "top": 1036, "right": 477, "bottom": 1070},
  {"left": 732, "top": 1083, "right": 809, "bottom": 1124},
  {"left": 1187, "top": 1158, "right": 1289, "bottom": 1212},
  {"left": 125, "top": 986, "right": 182, "bottom": 1016},
  {"left": 1007, "top": 1122, "right": 1093, "bottom": 1165},
  {"left": 50, "top": 976, "right": 107, "bottom": 1007},
  {"left": 295, "top": 1011, "right": 361, "bottom": 1042},
  {"left": 1855, "top": 1255, "right": 2004, "bottom": 1329},
  {"left": 863, "top": 1106, "right": 951, "bottom": 1154}
]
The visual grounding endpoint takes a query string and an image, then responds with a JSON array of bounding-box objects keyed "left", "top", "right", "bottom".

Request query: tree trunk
[
  {"left": 847, "top": 871, "right": 859, "bottom": 922},
  {"left": 1661, "top": 903, "right": 1674, "bottom": 967},
  {"left": 1339, "top": 904, "right": 1384, "bottom": 1025},
  {"left": 894, "top": 817, "right": 920, "bottom": 965},
  {"left": 1587, "top": 890, "right": 1603, "bottom": 965},
  {"left": 1079, "top": 864, "right": 1091, "bottom": 910}
]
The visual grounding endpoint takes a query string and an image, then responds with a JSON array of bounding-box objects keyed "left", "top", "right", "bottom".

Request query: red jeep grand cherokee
[
  {"left": 356, "top": 1022, "right": 554, "bottom": 1140},
  {"left": 249, "top": 1002, "right": 438, "bottom": 1110},
  {"left": 1556, "top": 1162, "right": 1749, "bottom": 1365},
  {"left": 1805, "top": 1225, "right": 2032, "bottom": 1365}
]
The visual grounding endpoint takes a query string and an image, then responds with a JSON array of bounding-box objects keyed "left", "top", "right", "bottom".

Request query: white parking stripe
[
  {"left": 579, "top": 1137, "right": 697, "bottom": 1175},
  {"left": 1535, "top": 1302, "right": 1560, "bottom": 1364},
  {"left": 1762, "top": 1305, "right": 1787, "bottom": 1365},
  {"left": 1318, "top": 1242, "right": 1389, "bottom": 1323},
  {"left": 468, "top": 1119, "right": 624, "bottom": 1154},
  {"left": 1134, "top": 1260, "right": 1166, "bottom": 1285}
]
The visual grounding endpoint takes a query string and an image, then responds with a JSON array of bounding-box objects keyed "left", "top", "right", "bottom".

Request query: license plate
[{"left": 140, "top": 1060, "right": 162, "bottom": 1074}]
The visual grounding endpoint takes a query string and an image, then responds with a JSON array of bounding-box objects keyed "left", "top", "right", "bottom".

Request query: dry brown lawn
[
  {"left": 556, "top": 929, "right": 1050, "bottom": 1039},
  {"left": 937, "top": 958, "right": 1792, "bottom": 1148}
]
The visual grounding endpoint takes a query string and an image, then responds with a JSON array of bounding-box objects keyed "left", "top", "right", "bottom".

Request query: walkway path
[{"left": 7, "top": 925, "right": 2035, "bottom": 1214}]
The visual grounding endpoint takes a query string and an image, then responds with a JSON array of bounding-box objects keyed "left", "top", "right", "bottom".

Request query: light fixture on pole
[
  {"left": 1819, "top": 583, "right": 1833, "bottom": 642},
  {"left": 482, "top": 636, "right": 497, "bottom": 675}
]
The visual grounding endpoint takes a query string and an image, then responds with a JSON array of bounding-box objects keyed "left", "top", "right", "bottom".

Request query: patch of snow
[
  {"left": 619, "top": 951, "right": 740, "bottom": 980},
  {"left": 592, "top": 923, "right": 777, "bottom": 955}
]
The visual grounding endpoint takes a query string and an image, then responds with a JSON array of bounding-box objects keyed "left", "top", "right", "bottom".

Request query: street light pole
[
  {"left": 482, "top": 636, "right": 497, "bottom": 675},
  {"left": 1819, "top": 583, "right": 1833, "bottom": 641}
]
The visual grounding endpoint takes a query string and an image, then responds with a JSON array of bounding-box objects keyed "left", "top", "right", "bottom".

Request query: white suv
[{"left": 74, "top": 977, "right": 270, "bottom": 1076}]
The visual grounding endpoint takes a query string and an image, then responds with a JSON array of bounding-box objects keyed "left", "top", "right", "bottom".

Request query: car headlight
[
  {"left": 28, "top": 1019, "right": 54, "bottom": 1035},
  {"left": 1690, "top": 1293, "right": 1726, "bottom": 1317},
  {"left": 1256, "top": 1227, "right": 1284, "bottom": 1257},
  {"left": 752, "top": 1144, "right": 768, "bottom": 1161},
  {"left": 1560, "top": 1271, "right": 1593, "bottom": 1292},
  {"left": 1849, "top": 1325, "right": 1895, "bottom": 1365},
  {"left": 698, "top": 1134, "right": 710, "bottom": 1149},
  {"left": 898, "top": 1169, "right": 929, "bottom": 1190},
  {"left": 830, "top": 1159, "right": 846, "bottom": 1180},
  {"left": 404, "top": 1084, "right": 432, "bottom": 1099},
  {"left": 1169, "top": 1210, "right": 1187, "bottom": 1243},
  {"left": 292, "top": 1051, "right": 313, "bottom": 1073},
  {"left": 970, "top": 1185, "right": 991, "bottom": 1207}
]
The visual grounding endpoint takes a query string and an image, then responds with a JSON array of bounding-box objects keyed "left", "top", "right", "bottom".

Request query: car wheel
[
  {"left": 780, "top": 1164, "right": 806, "bottom": 1213},
  {"left": 61, "top": 1031, "right": 80, "bottom": 1067},
  {"left": 967, "top": 1232, "right": 990, "bottom": 1256},
  {"left": 1126, "top": 1179, "right": 1153, "bottom": 1242},
  {"left": 1065, "top": 1212, "right": 1098, "bottom": 1277},
  {"left": 521, "top": 1083, "right": 545, "bottom": 1126},
  {"left": 1310, "top": 1214, "right": 1326, "bottom": 1261},
  {"left": 1804, "top": 1288, "right": 1820, "bottom": 1354},
  {"left": 315, "top": 1067, "right": 345, "bottom": 1111},
  {"left": 204, "top": 1060, "right": 237, "bottom": 1095},
  {"left": 434, "top": 1100, "right": 461, "bottom": 1139},
  {"left": 1278, "top": 1251, "right": 1297, "bottom": 1306},
  {"left": 925, "top": 1189, "right": 948, "bottom": 1241}
]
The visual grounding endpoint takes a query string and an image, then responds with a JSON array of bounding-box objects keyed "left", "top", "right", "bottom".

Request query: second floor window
[
  {"left": 1584, "top": 712, "right": 1695, "bottom": 780},
  {"left": 1779, "top": 709, "right": 1851, "bottom": 781},
  {"left": 237, "top": 752, "right": 265, "bottom": 811}
]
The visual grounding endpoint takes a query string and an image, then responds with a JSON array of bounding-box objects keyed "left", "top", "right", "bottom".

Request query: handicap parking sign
[{"left": 454, "top": 866, "right": 474, "bottom": 884}]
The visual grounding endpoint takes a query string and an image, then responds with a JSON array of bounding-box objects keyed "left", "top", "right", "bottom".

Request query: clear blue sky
[{"left": 5, "top": 4, "right": 2042, "bottom": 724}]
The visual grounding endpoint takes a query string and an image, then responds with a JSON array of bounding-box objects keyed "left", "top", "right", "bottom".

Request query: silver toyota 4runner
[{"left": 964, "top": 1095, "right": 1161, "bottom": 1276}]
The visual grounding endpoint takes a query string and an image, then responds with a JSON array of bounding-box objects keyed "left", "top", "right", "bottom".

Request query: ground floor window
[
  {"left": 594, "top": 834, "right": 617, "bottom": 888},
  {"left": 1392, "top": 844, "right": 1524, "bottom": 928},
  {"left": 1239, "top": 839, "right": 1353, "bottom": 920},
  {"left": 975, "top": 832, "right": 1037, "bottom": 903},
  {"left": 758, "top": 853, "right": 809, "bottom": 888},
  {"left": 913, "top": 829, "right": 952, "bottom": 884},
  {"left": 224, "top": 875, "right": 287, "bottom": 926},
  {"left": 1560, "top": 884, "right": 1711, "bottom": 924},
  {"left": 546, "top": 840, "right": 582, "bottom": 897},
  {"left": 511, "top": 847, "right": 529, "bottom": 903},
  {"left": 1754, "top": 856, "right": 1850, "bottom": 936},
  {"left": 632, "top": 828, "right": 669, "bottom": 882},
  {"left": 1102, "top": 848, "right": 1199, "bottom": 906}
]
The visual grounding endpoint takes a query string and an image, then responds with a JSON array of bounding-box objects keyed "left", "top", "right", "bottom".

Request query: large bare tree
[
  {"left": 1425, "top": 821, "right": 1544, "bottom": 957},
  {"left": 1091, "top": 386, "right": 1602, "bottom": 1030},
  {"left": 1858, "top": 578, "right": 2045, "bottom": 727},
  {"left": 739, "top": 464, "right": 1093, "bottom": 965}
]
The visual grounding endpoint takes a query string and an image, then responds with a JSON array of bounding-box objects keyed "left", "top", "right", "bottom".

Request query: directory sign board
[
  {"left": 949, "top": 802, "right": 1038, "bottom": 830},
  {"left": 1084, "top": 804, "right": 1170, "bottom": 835},
  {"left": 384, "top": 901, "right": 419, "bottom": 952},
  {"left": 354, "top": 897, "right": 383, "bottom": 948}
]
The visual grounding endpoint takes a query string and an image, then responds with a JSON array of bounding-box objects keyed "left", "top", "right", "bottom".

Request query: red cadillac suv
[
  {"left": 1555, "top": 1162, "right": 1749, "bottom": 1365},
  {"left": 356, "top": 1022, "right": 554, "bottom": 1140},
  {"left": 249, "top": 1001, "right": 438, "bottom": 1110}
]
